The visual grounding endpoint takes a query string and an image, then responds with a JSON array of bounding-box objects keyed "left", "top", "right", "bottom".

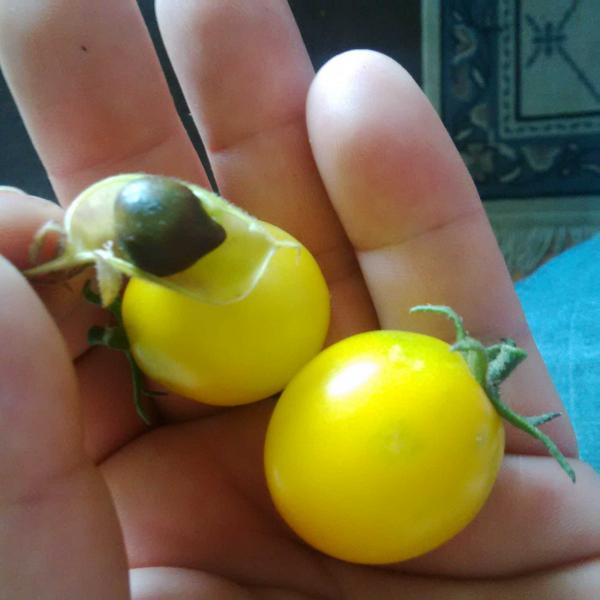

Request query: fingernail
[{"left": 0, "top": 185, "right": 27, "bottom": 195}]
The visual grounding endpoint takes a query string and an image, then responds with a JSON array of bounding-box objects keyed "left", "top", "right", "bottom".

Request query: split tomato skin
[
  {"left": 121, "top": 224, "right": 330, "bottom": 406},
  {"left": 114, "top": 176, "right": 226, "bottom": 277},
  {"left": 264, "top": 330, "right": 505, "bottom": 564}
]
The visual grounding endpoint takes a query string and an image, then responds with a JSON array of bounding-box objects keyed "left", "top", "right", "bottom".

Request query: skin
[{"left": 0, "top": 1, "right": 598, "bottom": 598}]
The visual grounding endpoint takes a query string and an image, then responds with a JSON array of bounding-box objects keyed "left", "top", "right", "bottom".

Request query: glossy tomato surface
[
  {"left": 122, "top": 224, "right": 330, "bottom": 405},
  {"left": 264, "top": 330, "right": 504, "bottom": 564}
]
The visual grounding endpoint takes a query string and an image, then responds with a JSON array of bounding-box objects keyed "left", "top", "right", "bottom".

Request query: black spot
[{"left": 81, "top": 45, "right": 88, "bottom": 52}]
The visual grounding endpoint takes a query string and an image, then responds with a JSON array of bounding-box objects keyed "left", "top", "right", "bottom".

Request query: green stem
[
  {"left": 23, "top": 253, "right": 91, "bottom": 277},
  {"left": 411, "top": 305, "right": 488, "bottom": 387},
  {"left": 410, "top": 304, "right": 576, "bottom": 483},
  {"left": 485, "top": 384, "right": 576, "bottom": 483},
  {"left": 410, "top": 304, "right": 467, "bottom": 340},
  {"left": 451, "top": 338, "right": 489, "bottom": 388},
  {"left": 84, "top": 279, "right": 159, "bottom": 426},
  {"left": 527, "top": 412, "right": 562, "bottom": 427},
  {"left": 125, "top": 351, "right": 155, "bottom": 427}
]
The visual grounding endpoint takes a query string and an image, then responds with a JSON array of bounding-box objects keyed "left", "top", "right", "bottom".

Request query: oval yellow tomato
[
  {"left": 121, "top": 224, "right": 330, "bottom": 405},
  {"left": 264, "top": 330, "right": 504, "bottom": 564}
]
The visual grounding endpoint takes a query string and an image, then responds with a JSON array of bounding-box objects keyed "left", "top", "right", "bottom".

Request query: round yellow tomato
[
  {"left": 121, "top": 224, "right": 330, "bottom": 406},
  {"left": 264, "top": 330, "right": 504, "bottom": 564}
]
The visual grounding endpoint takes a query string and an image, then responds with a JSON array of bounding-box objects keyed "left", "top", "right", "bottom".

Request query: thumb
[{"left": 0, "top": 257, "right": 129, "bottom": 599}]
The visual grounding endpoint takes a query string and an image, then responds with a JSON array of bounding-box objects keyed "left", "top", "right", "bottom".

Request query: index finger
[
  {"left": 0, "top": 0, "right": 208, "bottom": 204},
  {"left": 155, "top": 0, "right": 379, "bottom": 341}
]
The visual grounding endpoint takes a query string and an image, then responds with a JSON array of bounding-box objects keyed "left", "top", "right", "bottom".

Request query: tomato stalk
[
  {"left": 83, "top": 281, "right": 162, "bottom": 426},
  {"left": 410, "top": 305, "right": 576, "bottom": 483}
]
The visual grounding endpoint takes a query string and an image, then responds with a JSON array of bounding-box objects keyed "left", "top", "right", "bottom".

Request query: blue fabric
[{"left": 516, "top": 234, "right": 600, "bottom": 473}]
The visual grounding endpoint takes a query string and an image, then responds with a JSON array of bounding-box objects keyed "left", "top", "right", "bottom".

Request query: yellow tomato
[
  {"left": 264, "top": 330, "right": 504, "bottom": 564},
  {"left": 121, "top": 224, "right": 330, "bottom": 405}
]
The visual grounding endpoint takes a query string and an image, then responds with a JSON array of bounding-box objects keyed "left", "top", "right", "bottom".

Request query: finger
[
  {"left": 0, "top": 0, "right": 208, "bottom": 205},
  {"left": 130, "top": 567, "right": 253, "bottom": 600},
  {"left": 0, "top": 191, "right": 147, "bottom": 458},
  {"left": 0, "top": 191, "right": 105, "bottom": 358},
  {"left": 334, "top": 558, "right": 600, "bottom": 600},
  {"left": 399, "top": 455, "right": 600, "bottom": 578},
  {"left": 306, "top": 50, "right": 577, "bottom": 456},
  {"left": 155, "top": 0, "right": 314, "bottom": 228},
  {"left": 77, "top": 345, "right": 148, "bottom": 462},
  {"left": 134, "top": 561, "right": 600, "bottom": 600},
  {"left": 106, "top": 396, "right": 600, "bottom": 587},
  {"left": 0, "top": 258, "right": 128, "bottom": 598},
  {"left": 0, "top": 183, "right": 247, "bottom": 431},
  {"left": 103, "top": 400, "right": 341, "bottom": 599},
  {"left": 156, "top": 0, "right": 377, "bottom": 339},
  {"left": 0, "top": 190, "right": 61, "bottom": 268}
]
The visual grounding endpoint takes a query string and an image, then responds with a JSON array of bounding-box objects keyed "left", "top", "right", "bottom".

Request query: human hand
[{"left": 1, "top": 2, "right": 598, "bottom": 598}]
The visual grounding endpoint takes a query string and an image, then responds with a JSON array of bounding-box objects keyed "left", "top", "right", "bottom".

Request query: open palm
[{"left": 1, "top": 2, "right": 598, "bottom": 598}]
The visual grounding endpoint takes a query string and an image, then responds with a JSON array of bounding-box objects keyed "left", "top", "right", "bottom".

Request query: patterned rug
[{"left": 422, "top": 0, "right": 600, "bottom": 276}]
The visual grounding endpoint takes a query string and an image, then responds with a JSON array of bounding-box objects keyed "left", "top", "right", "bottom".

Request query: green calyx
[{"left": 410, "top": 304, "right": 576, "bottom": 483}]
